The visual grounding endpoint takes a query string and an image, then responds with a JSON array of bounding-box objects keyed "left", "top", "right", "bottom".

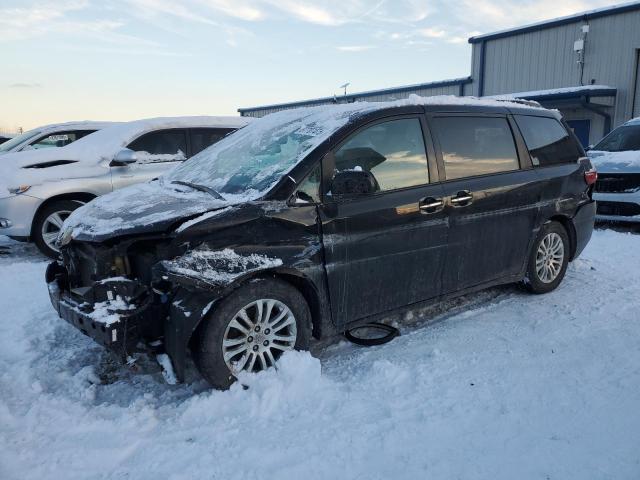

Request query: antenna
[{"left": 339, "top": 82, "right": 350, "bottom": 96}]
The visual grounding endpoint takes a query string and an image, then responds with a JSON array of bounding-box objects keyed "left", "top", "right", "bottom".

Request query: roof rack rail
[{"left": 492, "top": 97, "right": 543, "bottom": 108}]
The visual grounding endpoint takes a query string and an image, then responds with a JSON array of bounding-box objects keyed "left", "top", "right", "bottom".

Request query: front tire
[
  {"left": 524, "top": 221, "right": 570, "bottom": 294},
  {"left": 193, "top": 278, "right": 312, "bottom": 389},
  {"left": 33, "top": 199, "right": 82, "bottom": 258}
]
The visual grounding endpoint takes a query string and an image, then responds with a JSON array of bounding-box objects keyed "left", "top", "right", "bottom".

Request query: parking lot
[{"left": 1, "top": 225, "right": 639, "bottom": 480}]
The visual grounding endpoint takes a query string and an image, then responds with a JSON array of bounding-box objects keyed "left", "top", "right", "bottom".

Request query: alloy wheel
[
  {"left": 222, "top": 298, "right": 297, "bottom": 375},
  {"left": 535, "top": 232, "right": 565, "bottom": 283},
  {"left": 41, "top": 210, "right": 72, "bottom": 253}
]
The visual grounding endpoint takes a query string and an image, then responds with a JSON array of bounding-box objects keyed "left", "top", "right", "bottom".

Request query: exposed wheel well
[
  {"left": 268, "top": 272, "right": 324, "bottom": 340},
  {"left": 31, "top": 192, "right": 97, "bottom": 238},
  {"left": 548, "top": 215, "right": 577, "bottom": 260}
]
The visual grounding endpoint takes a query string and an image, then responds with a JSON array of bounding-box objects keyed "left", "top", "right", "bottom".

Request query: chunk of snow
[
  {"left": 86, "top": 296, "right": 135, "bottom": 326},
  {"left": 162, "top": 248, "right": 283, "bottom": 286},
  {"left": 156, "top": 354, "right": 177, "bottom": 385}
]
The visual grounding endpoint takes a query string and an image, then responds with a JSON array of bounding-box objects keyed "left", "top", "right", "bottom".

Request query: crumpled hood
[
  {"left": 588, "top": 150, "right": 640, "bottom": 173},
  {"left": 63, "top": 180, "right": 235, "bottom": 242}
]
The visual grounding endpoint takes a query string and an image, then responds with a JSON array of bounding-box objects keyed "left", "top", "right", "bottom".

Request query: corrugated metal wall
[
  {"left": 634, "top": 51, "right": 640, "bottom": 118},
  {"left": 240, "top": 83, "right": 463, "bottom": 118},
  {"left": 472, "top": 10, "right": 640, "bottom": 128}
]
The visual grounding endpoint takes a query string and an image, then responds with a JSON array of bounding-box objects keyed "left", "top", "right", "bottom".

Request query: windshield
[
  {"left": 165, "top": 105, "right": 369, "bottom": 198},
  {"left": 594, "top": 125, "right": 640, "bottom": 152},
  {"left": 0, "top": 129, "right": 41, "bottom": 153}
]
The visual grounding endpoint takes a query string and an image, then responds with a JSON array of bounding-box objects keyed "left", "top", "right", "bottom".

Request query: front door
[
  {"left": 319, "top": 116, "right": 448, "bottom": 328},
  {"left": 428, "top": 114, "right": 540, "bottom": 293},
  {"left": 111, "top": 128, "right": 189, "bottom": 190}
]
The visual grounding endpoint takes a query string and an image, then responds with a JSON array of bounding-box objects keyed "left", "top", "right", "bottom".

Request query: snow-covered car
[
  {"left": 0, "top": 134, "right": 14, "bottom": 144},
  {"left": 587, "top": 117, "right": 640, "bottom": 222},
  {"left": 0, "top": 116, "right": 251, "bottom": 257},
  {"left": 45, "top": 96, "right": 596, "bottom": 389},
  {"left": 0, "top": 121, "right": 115, "bottom": 155}
]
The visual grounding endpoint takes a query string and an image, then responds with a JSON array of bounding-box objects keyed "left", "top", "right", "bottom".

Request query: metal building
[{"left": 238, "top": 1, "right": 640, "bottom": 146}]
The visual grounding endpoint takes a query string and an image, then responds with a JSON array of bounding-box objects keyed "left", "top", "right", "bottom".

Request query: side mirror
[
  {"left": 330, "top": 169, "right": 378, "bottom": 197},
  {"left": 110, "top": 148, "right": 138, "bottom": 167}
]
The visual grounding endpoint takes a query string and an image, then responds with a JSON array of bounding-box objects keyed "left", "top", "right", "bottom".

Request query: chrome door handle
[
  {"left": 450, "top": 191, "right": 473, "bottom": 206},
  {"left": 420, "top": 200, "right": 444, "bottom": 210},
  {"left": 419, "top": 197, "right": 444, "bottom": 214},
  {"left": 451, "top": 195, "right": 472, "bottom": 204}
]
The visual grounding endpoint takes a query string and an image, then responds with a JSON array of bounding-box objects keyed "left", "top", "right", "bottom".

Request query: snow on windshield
[{"left": 165, "top": 102, "right": 381, "bottom": 197}]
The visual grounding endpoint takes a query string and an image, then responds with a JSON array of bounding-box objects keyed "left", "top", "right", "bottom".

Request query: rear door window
[
  {"left": 28, "top": 130, "right": 96, "bottom": 150},
  {"left": 190, "top": 128, "right": 235, "bottom": 156},
  {"left": 128, "top": 129, "right": 188, "bottom": 163},
  {"left": 333, "top": 117, "right": 430, "bottom": 192},
  {"left": 514, "top": 115, "right": 581, "bottom": 165},
  {"left": 431, "top": 116, "right": 520, "bottom": 180}
]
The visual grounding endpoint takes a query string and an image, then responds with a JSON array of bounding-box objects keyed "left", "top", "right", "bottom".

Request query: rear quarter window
[{"left": 515, "top": 115, "right": 581, "bottom": 166}]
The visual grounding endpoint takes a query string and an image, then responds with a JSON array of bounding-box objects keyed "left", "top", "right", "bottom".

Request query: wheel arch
[
  {"left": 30, "top": 192, "right": 97, "bottom": 237},
  {"left": 547, "top": 214, "right": 577, "bottom": 260}
]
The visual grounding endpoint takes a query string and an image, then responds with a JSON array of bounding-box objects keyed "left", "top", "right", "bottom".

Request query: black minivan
[{"left": 46, "top": 97, "right": 597, "bottom": 389}]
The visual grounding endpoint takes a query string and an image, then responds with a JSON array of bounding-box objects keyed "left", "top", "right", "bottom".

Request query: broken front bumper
[{"left": 45, "top": 261, "right": 156, "bottom": 355}]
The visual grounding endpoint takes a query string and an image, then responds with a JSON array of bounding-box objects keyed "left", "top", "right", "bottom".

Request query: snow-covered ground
[{"left": 1, "top": 229, "right": 639, "bottom": 480}]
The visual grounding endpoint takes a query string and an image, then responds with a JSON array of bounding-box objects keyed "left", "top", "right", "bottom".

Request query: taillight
[{"left": 584, "top": 169, "right": 597, "bottom": 185}]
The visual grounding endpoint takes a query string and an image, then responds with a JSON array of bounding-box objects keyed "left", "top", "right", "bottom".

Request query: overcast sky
[{"left": 0, "top": 0, "right": 619, "bottom": 131}]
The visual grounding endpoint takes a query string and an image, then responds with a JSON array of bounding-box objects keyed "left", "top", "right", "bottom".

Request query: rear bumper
[
  {"left": 593, "top": 191, "right": 640, "bottom": 222},
  {"left": 572, "top": 200, "right": 596, "bottom": 260},
  {"left": 45, "top": 261, "right": 156, "bottom": 354}
]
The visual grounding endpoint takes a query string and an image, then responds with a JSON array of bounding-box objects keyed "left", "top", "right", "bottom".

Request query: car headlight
[{"left": 8, "top": 185, "right": 31, "bottom": 195}]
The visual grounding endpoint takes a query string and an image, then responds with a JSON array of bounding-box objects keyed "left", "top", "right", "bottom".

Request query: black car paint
[{"left": 46, "top": 103, "right": 596, "bottom": 382}]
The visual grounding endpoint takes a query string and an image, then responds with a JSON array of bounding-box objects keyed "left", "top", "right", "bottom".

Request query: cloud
[
  {"left": 419, "top": 27, "right": 446, "bottom": 38},
  {"left": 337, "top": 45, "right": 374, "bottom": 52},
  {"left": 9, "top": 83, "right": 43, "bottom": 88},
  {"left": 451, "top": 0, "right": 616, "bottom": 32}
]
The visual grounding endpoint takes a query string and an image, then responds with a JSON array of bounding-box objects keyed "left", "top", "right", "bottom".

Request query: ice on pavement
[{"left": 1, "top": 230, "right": 639, "bottom": 479}]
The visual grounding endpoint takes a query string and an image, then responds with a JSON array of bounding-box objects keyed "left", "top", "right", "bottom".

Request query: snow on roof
[
  {"left": 67, "top": 116, "right": 251, "bottom": 158},
  {"left": 624, "top": 117, "right": 640, "bottom": 125},
  {"left": 491, "top": 85, "right": 616, "bottom": 100},
  {"left": 0, "top": 116, "right": 253, "bottom": 199},
  {"left": 23, "top": 121, "right": 121, "bottom": 135}
]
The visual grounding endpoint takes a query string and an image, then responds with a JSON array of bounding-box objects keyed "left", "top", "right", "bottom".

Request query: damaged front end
[
  {"left": 45, "top": 237, "right": 183, "bottom": 373},
  {"left": 45, "top": 201, "right": 324, "bottom": 383},
  {"left": 45, "top": 232, "right": 228, "bottom": 382}
]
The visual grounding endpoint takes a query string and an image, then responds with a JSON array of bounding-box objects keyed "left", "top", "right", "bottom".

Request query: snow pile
[
  {"left": 162, "top": 248, "right": 283, "bottom": 286},
  {"left": 589, "top": 150, "right": 640, "bottom": 171},
  {"left": 1, "top": 231, "right": 640, "bottom": 479}
]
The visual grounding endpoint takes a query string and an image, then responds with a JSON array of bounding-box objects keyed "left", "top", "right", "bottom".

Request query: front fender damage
[{"left": 155, "top": 247, "right": 285, "bottom": 382}]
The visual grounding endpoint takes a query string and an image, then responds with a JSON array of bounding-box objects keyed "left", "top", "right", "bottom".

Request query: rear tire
[
  {"left": 524, "top": 221, "right": 570, "bottom": 294},
  {"left": 193, "top": 278, "right": 312, "bottom": 389},
  {"left": 33, "top": 199, "right": 82, "bottom": 259}
]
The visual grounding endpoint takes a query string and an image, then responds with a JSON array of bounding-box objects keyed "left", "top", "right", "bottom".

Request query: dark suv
[{"left": 46, "top": 98, "right": 596, "bottom": 389}]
